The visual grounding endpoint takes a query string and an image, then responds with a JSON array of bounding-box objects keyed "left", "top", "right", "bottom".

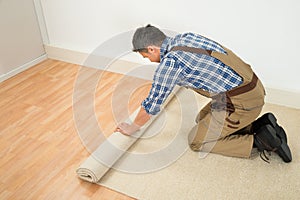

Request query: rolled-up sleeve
[{"left": 142, "top": 57, "right": 182, "bottom": 115}]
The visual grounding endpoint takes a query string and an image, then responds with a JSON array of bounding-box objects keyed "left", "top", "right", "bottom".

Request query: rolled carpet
[
  {"left": 76, "top": 86, "right": 181, "bottom": 183},
  {"left": 76, "top": 131, "right": 140, "bottom": 183}
]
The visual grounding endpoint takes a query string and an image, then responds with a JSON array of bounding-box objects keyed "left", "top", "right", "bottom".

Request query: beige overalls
[{"left": 174, "top": 46, "right": 266, "bottom": 158}]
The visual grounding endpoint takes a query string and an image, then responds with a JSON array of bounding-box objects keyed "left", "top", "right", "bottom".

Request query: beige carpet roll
[
  {"left": 76, "top": 86, "right": 181, "bottom": 183},
  {"left": 76, "top": 131, "right": 141, "bottom": 183}
]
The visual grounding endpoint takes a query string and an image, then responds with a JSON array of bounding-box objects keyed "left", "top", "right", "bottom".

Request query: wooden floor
[{"left": 0, "top": 59, "right": 151, "bottom": 200}]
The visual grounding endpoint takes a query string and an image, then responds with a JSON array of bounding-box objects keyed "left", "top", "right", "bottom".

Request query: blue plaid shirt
[{"left": 142, "top": 33, "right": 243, "bottom": 115}]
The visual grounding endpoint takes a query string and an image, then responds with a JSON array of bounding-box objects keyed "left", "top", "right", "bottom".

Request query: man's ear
[
  {"left": 147, "top": 46, "right": 155, "bottom": 53},
  {"left": 147, "top": 45, "right": 159, "bottom": 53}
]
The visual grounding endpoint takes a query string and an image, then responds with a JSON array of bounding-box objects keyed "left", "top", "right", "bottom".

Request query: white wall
[
  {"left": 40, "top": 0, "right": 300, "bottom": 93},
  {"left": 0, "top": 0, "right": 46, "bottom": 80}
]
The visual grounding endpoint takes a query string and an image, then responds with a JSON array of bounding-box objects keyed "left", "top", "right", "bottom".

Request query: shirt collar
[{"left": 160, "top": 37, "right": 173, "bottom": 60}]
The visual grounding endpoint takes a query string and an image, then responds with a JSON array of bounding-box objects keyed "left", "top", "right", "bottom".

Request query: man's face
[{"left": 139, "top": 46, "right": 161, "bottom": 63}]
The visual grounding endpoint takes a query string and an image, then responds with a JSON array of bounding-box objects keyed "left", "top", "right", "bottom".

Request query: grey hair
[{"left": 132, "top": 24, "right": 167, "bottom": 52}]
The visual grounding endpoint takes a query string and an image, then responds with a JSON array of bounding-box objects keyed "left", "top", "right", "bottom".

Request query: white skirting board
[
  {"left": 44, "top": 44, "right": 300, "bottom": 109},
  {"left": 265, "top": 88, "right": 300, "bottom": 109},
  {"left": 0, "top": 54, "right": 47, "bottom": 83},
  {"left": 43, "top": 44, "right": 152, "bottom": 79}
]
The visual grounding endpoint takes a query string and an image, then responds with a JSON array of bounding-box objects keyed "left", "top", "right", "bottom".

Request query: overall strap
[{"left": 170, "top": 46, "right": 212, "bottom": 56}]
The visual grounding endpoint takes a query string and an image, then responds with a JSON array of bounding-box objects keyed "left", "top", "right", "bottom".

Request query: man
[{"left": 115, "top": 24, "right": 292, "bottom": 163}]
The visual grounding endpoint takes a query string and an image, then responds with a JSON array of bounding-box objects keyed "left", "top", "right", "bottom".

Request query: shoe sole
[
  {"left": 254, "top": 124, "right": 281, "bottom": 151},
  {"left": 276, "top": 141, "right": 292, "bottom": 163},
  {"left": 275, "top": 126, "right": 288, "bottom": 144},
  {"left": 264, "top": 113, "right": 277, "bottom": 127}
]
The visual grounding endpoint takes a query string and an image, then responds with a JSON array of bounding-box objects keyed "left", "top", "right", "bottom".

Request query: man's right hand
[{"left": 115, "top": 122, "right": 141, "bottom": 136}]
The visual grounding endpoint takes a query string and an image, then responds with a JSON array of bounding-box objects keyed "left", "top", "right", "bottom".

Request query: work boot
[
  {"left": 254, "top": 124, "right": 292, "bottom": 163},
  {"left": 252, "top": 112, "right": 287, "bottom": 143}
]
